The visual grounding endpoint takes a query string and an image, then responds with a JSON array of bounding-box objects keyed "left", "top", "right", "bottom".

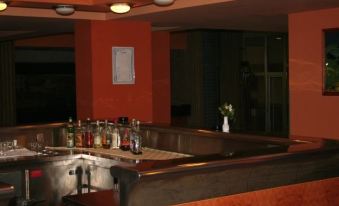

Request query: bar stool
[
  {"left": 16, "top": 170, "right": 45, "bottom": 206},
  {"left": 62, "top": 190, "right": 119, "bottom": 206},
  {"left": 0, "top": 181, "right": 15, "bottom": 206}
]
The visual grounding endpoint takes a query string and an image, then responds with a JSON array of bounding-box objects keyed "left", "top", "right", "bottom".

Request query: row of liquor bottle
[{"left": 66, "top": 117, "right": 142, "bottom": 155}]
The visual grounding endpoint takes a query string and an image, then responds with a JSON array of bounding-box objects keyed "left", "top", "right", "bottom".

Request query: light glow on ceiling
[
  {"left": 0, "top": 1, "right": 7, "bottom": 11},
  {"left": 110, "top": 3, "right": 131, "bottom": 14}
]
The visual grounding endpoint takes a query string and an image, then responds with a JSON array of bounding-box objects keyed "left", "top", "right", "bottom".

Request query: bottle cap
[{"left": 118, "top": 117, "right": 128, "bottom": 124}]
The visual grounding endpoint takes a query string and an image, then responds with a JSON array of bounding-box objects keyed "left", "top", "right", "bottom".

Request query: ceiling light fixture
[
  {"left": 153, "top": 0, "right": 175, "bottom": 6},
  {"left": 110, "top": 3, "right": 131, "bottom": 14},
  {"left": 55, "top": 5, "right": 75, "bottom": 16},
  {"left": 0, "top": 1, "right": 7, "bottom": 11}
]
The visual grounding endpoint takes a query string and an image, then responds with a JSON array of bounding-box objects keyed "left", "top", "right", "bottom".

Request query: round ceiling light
[
  {"left": 110, "top": 3, "right": 131, "bottom": 14},
  {"left": 55, "top": 5, "right": 75, "bottom": 15},
  {"left": 0, "top": 1, "right": 7, "bottom": 11},
  {"left": 153, "top": 0, "right": 175, "bottom": 6}
]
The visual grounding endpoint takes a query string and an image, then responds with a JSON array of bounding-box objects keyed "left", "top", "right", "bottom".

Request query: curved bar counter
[
  {"left": 111, "top": 125, "right": 339, "bottom": 206},
  {"left": 0, "top": 123, "right": 339, "bottom": 206}
]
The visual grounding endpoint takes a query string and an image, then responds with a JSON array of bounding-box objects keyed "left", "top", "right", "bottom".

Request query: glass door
[{"left": 242, "top": 33, "right": 288, "bottom": 135}]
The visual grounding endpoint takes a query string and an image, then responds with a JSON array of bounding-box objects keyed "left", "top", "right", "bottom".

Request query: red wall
[
  {"left": 75, "top": 21, "right": 93, "bottom": 119},
  {"left": 152, "top": 32, "right": 171, "bottom": 124},
  {"left": 75, "top": 20, "right": 153, "bottom": 122},
  {"left": 289, "top": 8, "right": 339, "bottom": 139}
]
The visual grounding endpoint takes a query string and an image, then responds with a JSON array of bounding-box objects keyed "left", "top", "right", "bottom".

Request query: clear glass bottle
[
  {"left": 111, "top": 122, "right": 120, "bottom": 149},
  {"left": 130, "top": 120, "right": 142, "bottom": 155},
  {"left": 101, "top": 120, "right": 111, "bottom": 149},
  {"left": 129, "top": 119, "right": 136, "bottom": 152},
  {"left": 75, "top": 120, "right": 84, "bottom": 147},
  {"left": 84, "top": 118, "right": 94, "bottom": 148},
  {"left": 66, "top": 117, "right": 75, "bottom": 148},
  {"left": 94, "top": 120, "right": 103, "bottom": 148}
]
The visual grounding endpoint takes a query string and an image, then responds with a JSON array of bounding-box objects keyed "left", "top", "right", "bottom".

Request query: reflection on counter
[{"left": 46, "top": 146, "right": 192, "bottom": 161}]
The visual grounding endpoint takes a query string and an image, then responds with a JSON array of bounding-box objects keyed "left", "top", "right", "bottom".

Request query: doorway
[{"left": 242, "top": 33, "right": 288, "bottom": 135}]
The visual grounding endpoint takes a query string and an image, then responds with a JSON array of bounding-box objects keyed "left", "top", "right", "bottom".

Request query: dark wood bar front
[
  {"left": 63, "top": 190, "right": 119, "bottom": 206},
  {"left": 0, "top": 123, "right": 339, "bottom": 206}
]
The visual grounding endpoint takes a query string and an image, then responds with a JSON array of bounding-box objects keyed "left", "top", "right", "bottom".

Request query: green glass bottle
[{"left": 66, "top": 117, "right": 75, "bottom": 148}]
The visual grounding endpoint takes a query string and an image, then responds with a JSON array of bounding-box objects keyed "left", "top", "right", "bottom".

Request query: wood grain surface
[{"left": 176, "top": 177, "right": 339, "bottom": 206}]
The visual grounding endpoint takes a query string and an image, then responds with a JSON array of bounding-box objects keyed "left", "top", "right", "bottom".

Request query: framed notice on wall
[{"left": 112, "top": 47, "right": 135, "bottom": 84}]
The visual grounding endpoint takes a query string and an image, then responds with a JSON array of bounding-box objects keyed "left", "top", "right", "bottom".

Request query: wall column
[
  {"left": 74, "top": 20, "right": 154, "bottom": 122},
  {"left": 289, "top": 8, "right": 339, "bottom": 139}
]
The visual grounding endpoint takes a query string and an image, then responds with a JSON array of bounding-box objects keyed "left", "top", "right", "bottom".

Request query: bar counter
[{"left": 0, "top": 123, "right": 339, "bottom": 206}]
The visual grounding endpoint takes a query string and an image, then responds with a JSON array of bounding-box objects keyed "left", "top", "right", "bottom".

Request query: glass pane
[
  {"left": 324, "top": 30, "right": 339, "bottom": 92},
  {"left": 244, "top": 75, "right": 266, "bottom": 132},
  {"left": 270, "top": 76, "right": 283, "bottom": 133},
  {"left": 267, "top": 35, "right": 285, "bottom": 72},
  {"left": 243, "top": 35, "right": 265, "bottom": 73}
]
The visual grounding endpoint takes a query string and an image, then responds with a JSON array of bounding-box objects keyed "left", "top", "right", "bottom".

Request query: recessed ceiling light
[
  {"left": 110, "top": 3, "right": 131, "bottom": 14},
  {"left": 0, "top": 1, "right": 7, "bottom": 11},
  {"left": 153, "top": 0, "right": 175, "bottom": 6},
  {"left": 55, "top": 5, "right": 75, "bottom": 16}
]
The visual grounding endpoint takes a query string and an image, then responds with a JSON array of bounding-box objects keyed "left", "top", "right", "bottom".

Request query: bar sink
[{"left": 0, "top": 148, "right": 37, "bottom": 159}]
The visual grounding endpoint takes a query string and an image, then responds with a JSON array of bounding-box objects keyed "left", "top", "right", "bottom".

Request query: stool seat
[
  {"left": 0, "top": 181, "right": 15, "bottom": 205},
  {"left": 62, "top": 190, "right": 119, "bottom": 206}
]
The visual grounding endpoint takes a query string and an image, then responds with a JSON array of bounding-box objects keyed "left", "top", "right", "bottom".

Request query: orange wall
[
  {"left": 75, "top": 21, "right": 93, "bottom": 119},
  {"left": 289, "top": 8, "right": 339, "bottom": 139},
  {"left": 15, "top": 34, "right": 74, "bottom": 48},
  {"left": 75, "top": 20, "right": 153, "bottom": 122},
  {"left": 152, "top": 31, "right": 171, "bottom": 124},
  {"left": 177, "top": 177, "right": 339, "bottom": 206}
]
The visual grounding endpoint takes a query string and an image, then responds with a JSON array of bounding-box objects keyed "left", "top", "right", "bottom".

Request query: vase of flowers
[{"left": 218, "top": 102, "right": 235, "bottom": 133}]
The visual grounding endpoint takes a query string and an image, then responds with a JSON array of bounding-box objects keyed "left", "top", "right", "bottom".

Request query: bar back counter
[{"left": 0, "top": 123, "right": 339, "bottom": 206}]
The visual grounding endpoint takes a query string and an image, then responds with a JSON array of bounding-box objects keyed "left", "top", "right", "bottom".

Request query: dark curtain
[{"left": 0, "top": 41, "right": 16, "bottom": 126}]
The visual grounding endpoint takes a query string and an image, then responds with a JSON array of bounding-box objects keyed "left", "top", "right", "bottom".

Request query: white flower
[{"left": 219, "top": 102, "right": 235, "bottom": 120}]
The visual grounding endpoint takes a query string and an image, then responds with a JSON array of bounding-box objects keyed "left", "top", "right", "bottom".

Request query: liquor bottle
[
  {"left": 93, "top": 120, "right": 102, "bottom": 148},
  {"left": 101, "top": 120, "right": 111, "bottom": 149},
  {"left": 84, "top": 118, "right": 94, "bottom": 148},
  {"left": 120, "top": 128, "right": 130, "bottom": 151},
  {"left": 130, "top": 120, "right": 142, "bottom": 155},
  {"left": 75, "top": 120, "right": 84, "bottom": 147},
  {"left": 66, "top": 117, "right": 75, "bottom": 148},
  {"left": 111, "top": 121, "right": 120, "bottom": 149},
  {"left": 129, "top": 119, "right": 136, "bottom": 152}
]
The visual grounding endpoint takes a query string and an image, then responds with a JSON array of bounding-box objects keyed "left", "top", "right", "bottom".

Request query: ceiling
[{"left": 1, "top": 0, "right": 339, "bottom": 40}]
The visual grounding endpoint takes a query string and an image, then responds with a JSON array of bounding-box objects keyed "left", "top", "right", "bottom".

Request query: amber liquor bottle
[
  {"left": 101, "top": 120, "right": 111, "bottom": 149},
  {"left": 84, "top": 118, "right": 94, "bottom": 148},
  {"left": 120, "top": 128, "right": 130, "bottom": 151},
  {"left": 75, "top": 120, "right": 84, "bottom": 147}
]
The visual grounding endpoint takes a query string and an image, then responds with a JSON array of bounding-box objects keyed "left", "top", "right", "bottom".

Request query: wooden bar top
[{"left": 46, "top": 146, "right": 192, "bottom": 160}]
